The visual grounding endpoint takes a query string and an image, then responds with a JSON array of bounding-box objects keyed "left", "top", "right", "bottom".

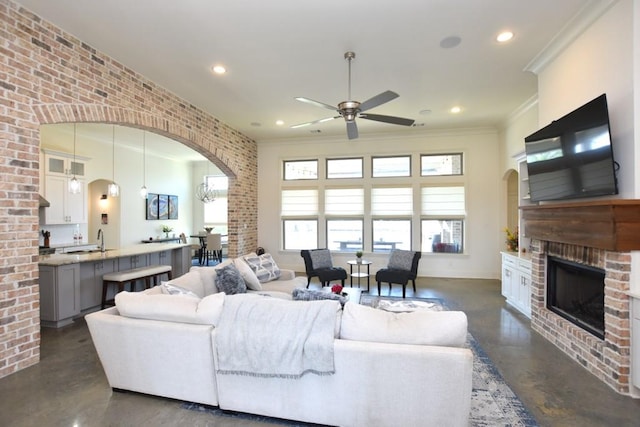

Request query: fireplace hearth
[{"left": 546, "top": 256, "right": 605, "bottom": 339}]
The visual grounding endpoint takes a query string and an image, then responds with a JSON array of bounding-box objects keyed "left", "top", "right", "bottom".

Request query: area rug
[{"left": 182, "top": 297, "right": 539, "bottom": 426}]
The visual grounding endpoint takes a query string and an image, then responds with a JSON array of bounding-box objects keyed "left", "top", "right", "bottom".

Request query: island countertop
[{"left": 38, "top": 243, "right": 189, "bottom": 266}]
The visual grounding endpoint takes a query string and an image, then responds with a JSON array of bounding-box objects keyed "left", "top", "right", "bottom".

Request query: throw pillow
[
  {"left": 309, "top": 249, "right": 332, "bottom": 269},
  {"left": 162, "top": 270, "right": 206, "bottom": 298},
  {"left": 215, "top": 263, "right": 247, "bottom": 295},
  {"left": 243, "top": 253, "right": 281, "bottom": 283},
  {"left": 232, "top": 257, "right": 262, "bottom": 290},
  {"left": 388, "top": 249, "right": 415, "bottom": 271},
  {"left": 161, "top": 282, "right": 200, "bottom": 299},
  {"left": 340, "top": 302, "right": 468, "bottom": 347},
  {"left": 292, "top": 287, "right": 347, "bottom": 307}
]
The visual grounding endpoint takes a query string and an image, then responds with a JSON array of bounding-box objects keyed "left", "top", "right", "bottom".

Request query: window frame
[
  {"left": 283, "top": 159, "right": 319, "bottom": 181},
  {"left": 326, "top": 157, "right": 363, "bottom": 179},
  {"left": 371, "top": 155, "right": 411, "bottom": 178},
  {"left": 420, "top": 153, "right": 464, "bottom": 176}
]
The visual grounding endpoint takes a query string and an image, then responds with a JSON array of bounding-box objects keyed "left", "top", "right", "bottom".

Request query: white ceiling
[{"left": 18, "top": 0, "right": 595, "bottom": 142}]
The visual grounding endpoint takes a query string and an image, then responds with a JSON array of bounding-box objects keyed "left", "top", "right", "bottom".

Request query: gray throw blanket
[{"left": 215, "top": 294, "right": 340, "bottom": 378}]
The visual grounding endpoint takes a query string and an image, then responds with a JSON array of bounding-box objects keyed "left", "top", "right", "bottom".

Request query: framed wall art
[
  {"left": 146, "top": 193, "right": 159, "bottom": 220},
  {"left": 168, "top": 195, "right": 179, "bottom": 219}
]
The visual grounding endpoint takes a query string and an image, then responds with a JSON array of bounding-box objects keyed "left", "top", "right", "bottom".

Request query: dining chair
[{"left": 206, "top": 233, "right": 223, "bottom": 265}]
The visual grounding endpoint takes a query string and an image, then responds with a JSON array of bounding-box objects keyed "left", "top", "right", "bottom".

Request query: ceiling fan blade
[
  {"left": 360, "top": 113, "right": 415, "bottom": 126},
  {"left": 346, "top": 121, "right": 358, "bottom": 140},
  {"left": 290, "top": 116, "right": 340, "bottom": 129},
  {"left": 358, "top": 90, "right": 399, "bottom": 112},
  {"left": 294, "top": 97, "right": 338, "bottom": 112}
]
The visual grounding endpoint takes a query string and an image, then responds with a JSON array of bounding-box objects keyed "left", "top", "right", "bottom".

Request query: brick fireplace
[{"left": 522, "top": 200, "right": 640, "bottom": 395}]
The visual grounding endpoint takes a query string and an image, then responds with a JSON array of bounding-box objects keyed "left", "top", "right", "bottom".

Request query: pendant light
[
  {"left": 139, "top": 130, "right": 148, "bottom": 199},
  {"left": 68, "top": 123, "right": 81, "bottom": 194},
  {"left": 195, "top": 161, "right": 218, "bottom": 203},
  {"left": 107, "top": 125, "right": 120, "bottom": 197}
]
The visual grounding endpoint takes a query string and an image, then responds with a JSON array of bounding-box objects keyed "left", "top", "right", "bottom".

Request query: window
[
  {"left": 283, "top": 220, "right": 317, "bottom": 250},
  {"left": 284, "top": 160, "right": 318, "bottom": 180},
  {"left": 281, "top": 189, "right": 319, "bottom": 250},
  {"left": 325, "top": 188, "right": 364, "bottom": 215},
  {"left": 371, "top": 187, "right": 412, "bottom": 252},
  {"left": 421, "top": 153, "right": 463, "bottom": 176},
  {"left": 421, "top": 186, "right": 465, "bottom": 253},
  {"left": 327, "top": 158, "right": 363, "bottom": 179},
  {"left": 281, "top": 189, "right": 318, "bottom": 216},
  {"left": 372, "top": 156, "right": 410, "bottom": 177},
  {"left": 203, "top": 175, "right": 228, "bottom": 233},
  {"left": 372, "top": 219, "right": 411, "bottom": 252},
  {"left": 327, "top": 219, "right": 363, "bottom": 251},
  {"left": 371, "top": 187, "right": 413, "bottom": 215}
]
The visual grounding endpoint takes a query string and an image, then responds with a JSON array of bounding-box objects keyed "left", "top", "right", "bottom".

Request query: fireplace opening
[{"left": 547, "top": 256, "right": 605, "bottom": 339}]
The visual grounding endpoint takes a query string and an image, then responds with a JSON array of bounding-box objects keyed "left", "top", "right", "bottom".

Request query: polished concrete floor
[{"left": 2, "top": 277, "right": 640, "bottom": 426}]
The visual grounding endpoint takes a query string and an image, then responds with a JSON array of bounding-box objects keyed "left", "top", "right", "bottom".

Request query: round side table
[{"left": 347, "top": 259, "right": 372, "bottom": 293}]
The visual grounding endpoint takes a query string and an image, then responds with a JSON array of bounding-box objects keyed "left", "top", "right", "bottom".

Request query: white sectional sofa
[{"left": 86, "top": 257, "right": 473, "bottom": 427}]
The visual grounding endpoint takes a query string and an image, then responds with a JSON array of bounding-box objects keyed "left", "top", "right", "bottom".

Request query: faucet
[{"left": 97, "top": 229, "right": 105, "bottom": 252}]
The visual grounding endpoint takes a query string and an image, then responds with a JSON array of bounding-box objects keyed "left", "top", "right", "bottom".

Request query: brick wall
[
  {"left": 530, "top": 240, "right": 631, "bottom": 394},
  {"left": 0, "top": 0, "right": 257, "bottom": 378}
]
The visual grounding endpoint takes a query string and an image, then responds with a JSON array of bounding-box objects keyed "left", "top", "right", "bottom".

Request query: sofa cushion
[
  {"left": 387, "top": 249, "right": 415, "bottom": 271},
  {"left": 243, "top": 253, "right": 281, "bottom": 283},
  {"left": 233, "top": 257, "right": 262, "bottom": 291},
  {"left": 340, "top": 302, "right": 467, "bottom": 347},
  {"left": 163, "top": 270, "right": 206, "bottom": 298},
  {"left": 215, "top": 263, "right": 247, "bottom": 295},
  {"left": 309, "top": 249, "right": 332, "bottom": 269},
  {"left": 114, "top": 291, "right": 225, "bottom": 325}
]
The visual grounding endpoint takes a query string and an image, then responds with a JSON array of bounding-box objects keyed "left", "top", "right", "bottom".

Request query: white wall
[
  {"left": 537, "top": 0, "right": 635, "bottom": 199},
  {"left": 257, "top": 129, "right": 502, "bottom": 279}
]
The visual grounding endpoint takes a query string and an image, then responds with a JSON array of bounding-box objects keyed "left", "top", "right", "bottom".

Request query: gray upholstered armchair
[
  {"left": 375, "top": 249, "right": 421, "bottom": 298},
  {"left": 300, "top": 249, "right": 347, "bottom": 288}
]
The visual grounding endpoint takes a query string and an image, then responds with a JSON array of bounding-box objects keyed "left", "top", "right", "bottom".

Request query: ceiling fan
[{"left": 291, "top": 51, "right": 415, "bottom": 140}]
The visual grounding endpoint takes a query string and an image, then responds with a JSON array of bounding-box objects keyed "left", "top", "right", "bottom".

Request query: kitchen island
[{"left": 39, "top": 243, "right": 190, "bottom": 328}]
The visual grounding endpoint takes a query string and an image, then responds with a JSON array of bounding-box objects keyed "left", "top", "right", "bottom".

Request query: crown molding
[{"left": 524, "top": 0, "right": 619, "bottom": 75}]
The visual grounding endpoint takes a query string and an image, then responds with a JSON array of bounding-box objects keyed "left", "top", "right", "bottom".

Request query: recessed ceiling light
[
  {"left": 440, "top": 36, "right": 462, "bottom": 49},
  {"left": 496, "top": 31, "right": 514, "bottom": 43},
  {"left": 450, "top": 106, "right": 462, "bottom": 114},
  {"left": 211, "top": 65, "right": 226, "bottom": 74},
  {"left": 275, "top": 120, "right": 284, "bottom": 126}
]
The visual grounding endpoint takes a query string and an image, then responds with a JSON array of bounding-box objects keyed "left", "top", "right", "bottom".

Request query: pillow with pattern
[
  {"left": 214, "top": 263, "right": 247, "bottom": 295},
  {"left": 309, "top": 249, "right": 332, "bottom": 269},
  {"left": 388, "top": 249, "right": 415, "bottom": 271},
  {"left": 243, "top": 253, "right": 281, "bottom": 283}
]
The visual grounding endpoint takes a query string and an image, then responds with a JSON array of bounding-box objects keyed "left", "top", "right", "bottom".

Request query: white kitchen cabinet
[
  {"left": 44, "top": 174, "right": 87, "bottom": 224},
  {"left": 42, "top": 150, "right": 89, "bottom": 225},
  {"left": 39, "top": 263, "right": 81, "bottom": 327},
  {"left": 501, "top": 252, "right": 531, "bottom": 318},
  {"left": 44, "top": 151, "right": 86, "bottom": 177}
]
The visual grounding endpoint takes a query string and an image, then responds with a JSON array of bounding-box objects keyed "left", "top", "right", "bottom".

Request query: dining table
[{"left": 189, "top": 232, "right": 228, "bottom": 265}]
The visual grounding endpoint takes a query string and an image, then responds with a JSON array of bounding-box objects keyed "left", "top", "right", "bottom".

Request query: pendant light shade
[
  {"left": 68, "top": 123, "right": 81, "bottom": 194},
  {"left": 140, "top": 130, "right": 148, "bottom": 199},
  {"left": 108, "top": 125, "right": 120, "bottom": 197}
]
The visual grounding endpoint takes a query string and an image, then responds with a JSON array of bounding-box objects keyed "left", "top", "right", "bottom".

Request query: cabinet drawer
[
  {"left": 518, "top": 259, "right": 532, "bottom": 274},
  {"left": 502, "top": 253, "right": 517, "bottom": 267}
]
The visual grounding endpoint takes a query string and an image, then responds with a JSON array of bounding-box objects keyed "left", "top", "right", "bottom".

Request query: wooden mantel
[{"left": 521, "top": 200, "right": 640, "bottom": 251}]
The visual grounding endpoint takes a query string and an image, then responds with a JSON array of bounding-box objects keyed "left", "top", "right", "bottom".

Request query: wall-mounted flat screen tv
[{"left": 524, "top": 94, "right": 618, "bottom": 202}]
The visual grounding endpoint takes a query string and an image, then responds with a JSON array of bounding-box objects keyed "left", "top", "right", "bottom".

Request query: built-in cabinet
[
  {"left": 39, "top": 263, "right": 81, "bottom": 328},
  {"left": 500, "top": 151, "right": 533, "bottom": 318},
  {"left": 40, "top": 246, "right": 191, "bottom": 327},
  {"left": 501, "top": 252, "right": 531, "bottom": 318},
  {"left": 79, "top": 259, "right": 117, "bottom": 312},
  {"left": 42, "top": 150, "right": 89, "bottom": 225}
]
